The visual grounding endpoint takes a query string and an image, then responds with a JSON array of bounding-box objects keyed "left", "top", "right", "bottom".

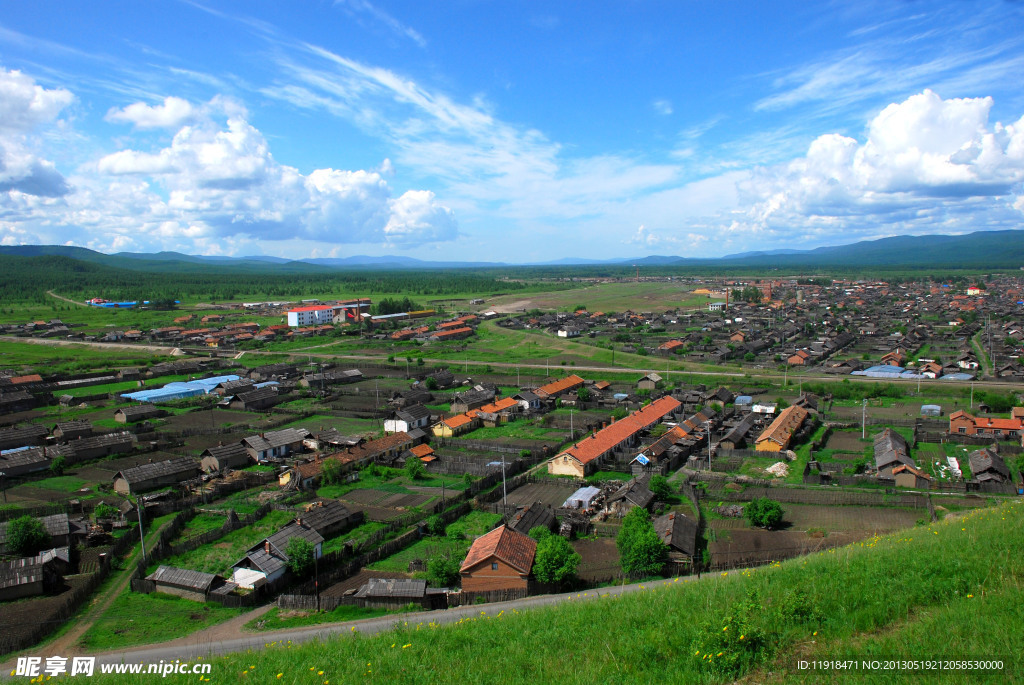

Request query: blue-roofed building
[{"left": 121, "top": 375, "right": 241, "bottom": 404}]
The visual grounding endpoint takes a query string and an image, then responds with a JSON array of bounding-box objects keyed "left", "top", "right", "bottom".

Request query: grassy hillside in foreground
[{"left": 92, "top": 501, "right": 1023, "bottom": 684}]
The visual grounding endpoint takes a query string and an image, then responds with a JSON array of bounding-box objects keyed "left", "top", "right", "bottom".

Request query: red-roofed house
[
  {"left": 535, "top": 374, "right": 585, "bottom": 399},
  {"left": 460, "top": 525, "right": 536, "bottom": 594},
  {"left": 547, "top": 396, "right": 681, "bottom": 477},
  {"left": 949, "top": 410, "right": 1023, "bottom": 438},
  {"left": 432, "top": 413, "right": 479, "bottom": 438}
]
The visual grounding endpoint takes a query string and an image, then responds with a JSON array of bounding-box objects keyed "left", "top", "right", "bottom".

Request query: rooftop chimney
[{"left": 264, "top": 540, "right": 270, "bottom": 554}]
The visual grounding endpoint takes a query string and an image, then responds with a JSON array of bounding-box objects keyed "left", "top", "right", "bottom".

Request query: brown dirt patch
[{"left": 572, "top": 537, "right": 622, "bottom": 583}]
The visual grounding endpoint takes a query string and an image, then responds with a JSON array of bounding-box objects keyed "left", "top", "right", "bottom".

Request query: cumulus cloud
[
  {"left": 93, "top": 109, "right": 457, "bottom": 245},
  {"left": 105, "top": 95, "right": 196, "bottom": 129},
  {"left": 734, "top": 90, "right": 1024, "bottom": 236},
  {"left": 0, "top": 69, "right": 73, "bottom": 197},
  {"left": 0, "top": 69, "right": 73, "bottom": 134}
]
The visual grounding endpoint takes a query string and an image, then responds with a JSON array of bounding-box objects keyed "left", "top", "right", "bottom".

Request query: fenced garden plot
[
  {"left": 150, "top": 508, "right": 295, "bottom": 576},
  {"left": 572, "top": 537, "right": 622, "bottom": 583},
  {"left": 500, "top": 481, "right": 579, "bottom": 509}
]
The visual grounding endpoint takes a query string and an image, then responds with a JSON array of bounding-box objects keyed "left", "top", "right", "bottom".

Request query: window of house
[
  {"left": 958, "top": 427, "right": 966, "bottom": 434},
  {"left": 491, "top": 562, "right": 498, "bottom": 570}
]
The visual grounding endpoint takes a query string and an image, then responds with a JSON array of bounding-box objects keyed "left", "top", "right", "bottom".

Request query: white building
[{"left": 286, "top": 305, "right": 334, "bottom": 327}]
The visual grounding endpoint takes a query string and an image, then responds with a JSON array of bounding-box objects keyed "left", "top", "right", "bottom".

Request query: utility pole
[
  {"left": 861, "top": 399, "right": 867, "bottom": 440},
  {"left": 970, "top": 382, "right": 974, "bottom": 409},
  {"left": 136, "top": 496, "right": 147, "bottom": 563},
  {"left": 705, "top": 420, "right": 712, "bottom": 471},
  {"left": 501, "top": 454, "right": 507, "bottom": 510}
]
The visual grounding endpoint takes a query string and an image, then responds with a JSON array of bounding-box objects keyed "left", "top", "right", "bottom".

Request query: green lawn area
[
  {"left": 153, "top": 509, "right": 295, "bottom": 576},
  {"left": 317, "top": 468, "right": 470, "bottom": 500},
  {"left": 365, "top": 511, "right": 501, "bottom": 574},
  {"left": 169, "top": 512, "right": 228, "bottom": 542},
  {"left": 23, "top": 475, "right": 88, "bottom": 492},
  {"left": 203, "top": 488, "right": 275, "bottom": 515},
  {"left": 321, "top": 520, "right": 387, "bottom": 555},
  {"left": 77, "top": 590, "right": 247, "bottom": 650}
]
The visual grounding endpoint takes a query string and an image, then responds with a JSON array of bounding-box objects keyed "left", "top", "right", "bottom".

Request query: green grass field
[{"left": 77, "top": 590, "right": 247, "bottom": 650}]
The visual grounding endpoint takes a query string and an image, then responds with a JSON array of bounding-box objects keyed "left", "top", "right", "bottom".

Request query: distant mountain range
[{"left": 1, "top": 229, "right": 1022, "bottom": 272}]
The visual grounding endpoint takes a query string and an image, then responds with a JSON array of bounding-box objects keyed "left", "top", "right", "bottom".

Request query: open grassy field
[
  {"left": 92, "top": 499, "right": 1023, "bottom": 684},
  {"left": 0, "top": 339, "right": 173, "bottom": 375},
  {"left": 485, "top": 280, "right": 710, "bottom": 313}
]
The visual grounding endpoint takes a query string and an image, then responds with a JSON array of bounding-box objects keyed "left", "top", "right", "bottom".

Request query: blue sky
[{"left": 1, "top": 1, "right": 1023, "bottom": 262}]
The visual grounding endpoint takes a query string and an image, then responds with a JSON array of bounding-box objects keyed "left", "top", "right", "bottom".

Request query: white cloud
[
  {"left": 733, "top": 90, "right": 1024, "bottom": 237},
  {"left": 106, "top": 95, "right": 197, "bottom": 129},
  {"left": 652, "top": 99, "right": 673, "bottom": 116},
  {"left": 0, "top": 69, "right": 73, "bottom": 197},
  {"left": 90, "top": 108, "right": 458, "bottom": 246},
  {"left": 335, "top": 0, "right": 426, "bottom": 48}
]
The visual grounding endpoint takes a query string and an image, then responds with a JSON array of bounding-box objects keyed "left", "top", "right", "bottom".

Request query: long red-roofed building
[
  {"left": 547, "top": 396, "right": 682, "bottom": 477},
  {"left": 535, "top": 374, "right": 585, "bottom": 399}
]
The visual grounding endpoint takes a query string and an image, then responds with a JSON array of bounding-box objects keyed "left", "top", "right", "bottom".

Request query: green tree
[
  {"left": 648, "top": 475, "right": 673, "bottom": 502},
  {"left": 321, "top": 458, "right": 342, "bottom": 486},
  {"left": 425, "top": 376, "right": 439, "bottom": 390},
  {"left": 576, "top": 386, "right": 591, "bottom": 402},
  {"left": 427, "top": 554, "right": 461, "bottom": 587},
  {"left": 616, "top": 508, "right": 668, "bottom": 578},
  {"left": 405, "top": 457, "right": 425, "bottom": 480},
  {"left": 7, "top": 516, "right": 50, "bottom": 556},
  {"left": 533, "top": 534, "right": 581, "bottom": 587},
  {"left": 285, "top": 537, "right": 315, "bottom": 577},
  {"left": 527, "top": 526, "right": 551, "bottom": 542},
  {"left": 49, "top": 456, "right": 65, "bottom": 476},
  {"left": 744, "top": 498, "right": 784, "bottom": 530}
]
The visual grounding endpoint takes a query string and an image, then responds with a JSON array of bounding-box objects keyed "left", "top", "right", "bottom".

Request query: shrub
[
  {"left": 321, "top": 459, "right": 342, "bottom": 485},
  {"left": 6, "top": 516, "right": 49, "bottom": 556},
  {"left": 49, "top": 456, "right": 65, "bottom": 476},
  {"left": 404, "top": 458, "right": 425, "bottom": 481},
  {"left": 427, "top": 554, "right": 460, "bottom": 587},
  {"left": 94, "top": 502, "right": 119, "bottom": 520},
  {"left": 286, "top": 538, "right": 315, "bottom": 577},
  {"left": 649, "top": 475, "right": 674, "bottom": 501},
  {"left": 744, "top": 498, "right": 784, "bottom": 530}
]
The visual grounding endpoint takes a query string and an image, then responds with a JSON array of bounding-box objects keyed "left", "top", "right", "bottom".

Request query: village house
[
  {"left": 241, "top": 428, "right": 310, "bottom": 462},
  {"left": 145, "top": 566, "right": 229, "bottom": 602},
  {"left": 384, "top": 405, "right": 432, "bottom": 434},
  {"left": 892, "top": 464, "right": 933, "bottom": 489},
  {"left": 0, "top": 514, "right": 76, "bottom": 555},
  {"left": 232, "top": 522, "right": 324, "bottom": 589},
  {"left": 968, "top": 448, "right": 1011, "bottom": 484},
  {"left": 873, "top": 428, "right": 914, "bottom": 478},
  {"left": 753, "top": 405, "right": 810, "bottom": 452},
  {"left": 52, "top": 420, "right": 92, "bottom": 441},
  {"left": 460, "top": 525, "right": 537, "bottom": 594},
  {"left": 534, "top": 374, "right": 585, "bottom": 400},
  {"left": 113, "top": 457, "right": 200, "bottom": 495},
  {"left": 432, "top": 413, "right": 478, "bottom": 438},
  {"left": 0, "top": 547, "right": 71, "bottom": 601},
  {"left": 351, "top": 577, "right": 447, "bottom": 610},
  {"left": 114, "top": 404, "right": 163, "bottom": 423},
  {"left": 949, "top": 409, "right": 1024, "bottom": 438},
  {"left": 200, "top": 443, "right": 252, "bottom": 473}
]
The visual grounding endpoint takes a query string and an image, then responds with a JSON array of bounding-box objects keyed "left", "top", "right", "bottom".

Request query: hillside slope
[{"left": 91, "top": 499, "right": 1022, "bottom": 684}]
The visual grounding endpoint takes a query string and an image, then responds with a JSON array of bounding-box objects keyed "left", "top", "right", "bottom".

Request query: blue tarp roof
[
  {"left": 735, "top": 395, "right": 753, "bottom": 404},
  {"left": 941, "top": 372, "right": 976, "bottom": 381},
  {"left": 121, "top": 374, "right": 241, "bottom": 403}
]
